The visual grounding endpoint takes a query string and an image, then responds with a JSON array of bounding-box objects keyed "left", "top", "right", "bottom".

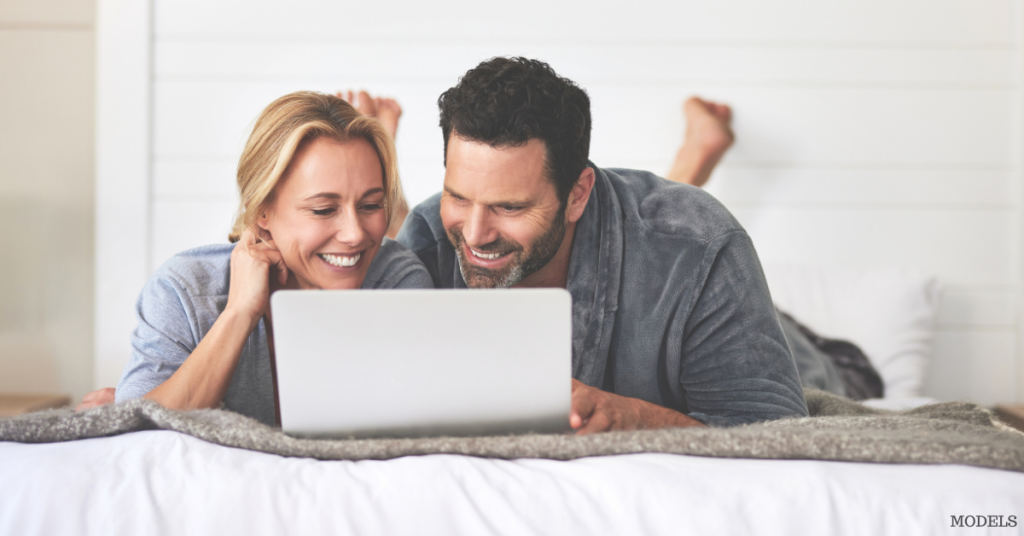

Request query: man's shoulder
[
  {"left": 396, "top": 192, "right": 446, "bottom": 252},
  {"left": 600, "top": 167, "right": 744, "bottom": 244},
  {"left": 363, "top": 239, "right": 435, "bottom": 289}
]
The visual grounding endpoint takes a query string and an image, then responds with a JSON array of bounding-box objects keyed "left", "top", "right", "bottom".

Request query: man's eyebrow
[
  {"left": 443, "top": 186, "right": 531, "bottom": 206},
  {"left": 443, "top": 185, "right": 465, "bottom": 199}
]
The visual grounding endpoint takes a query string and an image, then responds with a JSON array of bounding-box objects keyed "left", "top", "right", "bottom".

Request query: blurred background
[{"left": 1, "top": 0, "right": 1021, "bottom": 404}]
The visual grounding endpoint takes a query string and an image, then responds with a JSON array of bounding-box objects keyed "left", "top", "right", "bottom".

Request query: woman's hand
[{"left": 226, "top": 229, "right": 289, "bottom": 328}]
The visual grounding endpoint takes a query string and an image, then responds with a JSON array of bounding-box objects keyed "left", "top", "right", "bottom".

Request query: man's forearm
[
  {"left": 571, "top": 379, "right": 705, "bottom": 434},
  {"left": 635, "top": 397, "right": 706, "bottom": 429}
]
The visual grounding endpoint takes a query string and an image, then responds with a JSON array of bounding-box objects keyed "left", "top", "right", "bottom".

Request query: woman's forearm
[{"left": 144, "top": 308, "right": 258, "bottom": 410}]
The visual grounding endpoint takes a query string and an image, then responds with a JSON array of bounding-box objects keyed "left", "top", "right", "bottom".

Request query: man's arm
[{"left": 570, "top": 379, "right": 704, "bottom": 435}]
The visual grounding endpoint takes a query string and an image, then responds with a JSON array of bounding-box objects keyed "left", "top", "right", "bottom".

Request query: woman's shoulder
[
  {"left": 362, "top": 238, "right": 435, "bottom": 289},
  {"left": 149, "top": 243, "right": 236, "bottom": 298}
]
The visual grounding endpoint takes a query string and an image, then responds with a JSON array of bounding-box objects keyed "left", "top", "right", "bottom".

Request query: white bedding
[{"left": 3, "top": 431, "right": 1022, "bottom": 535}]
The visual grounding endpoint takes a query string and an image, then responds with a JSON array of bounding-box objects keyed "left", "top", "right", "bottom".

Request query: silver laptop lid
[{"left": 270, "top": 289, "right": 571, "bottom": 437}]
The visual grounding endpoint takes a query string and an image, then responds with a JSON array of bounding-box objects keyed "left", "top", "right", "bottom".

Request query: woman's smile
[{"left": 318, "top": 251, "right": 362, "bottom": 268}]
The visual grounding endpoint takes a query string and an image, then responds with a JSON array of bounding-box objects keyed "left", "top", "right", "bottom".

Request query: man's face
[{"left": 439, "top": 136, "right": 567, "bottom": 288}]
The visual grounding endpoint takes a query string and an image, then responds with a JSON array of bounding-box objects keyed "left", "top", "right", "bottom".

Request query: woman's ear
[
  {"left": 257, "top": 226, "right": 274, "bottom": 244},
  {"left": 256, "top": 214, "right": 276, "bottom": 247}
]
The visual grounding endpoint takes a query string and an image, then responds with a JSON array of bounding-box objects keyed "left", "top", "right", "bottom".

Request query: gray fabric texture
[
  {"left": 396, "top": 165, "right": 808, "bottom": 427},
  {"left": 779, "top": 313, "right": 847, "bottom": 396},
  {"left": 4, "top": 390, "right": 1022, "bottom": 473},
  {"left": 115, "top": 240, "right": 434, "bottom": 426}
]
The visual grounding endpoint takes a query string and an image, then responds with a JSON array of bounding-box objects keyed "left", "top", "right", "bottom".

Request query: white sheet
[{"left": 3, "top": 431, "right": 1022, "bottom": 535}]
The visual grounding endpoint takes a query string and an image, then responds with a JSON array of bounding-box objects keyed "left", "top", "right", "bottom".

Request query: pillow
[{"left": 761, "top": 263, "right": 941, "bottom": 398}]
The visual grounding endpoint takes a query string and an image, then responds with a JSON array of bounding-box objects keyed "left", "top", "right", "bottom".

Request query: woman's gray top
[{"left": 115, "top": 239, "right": 434, "bottom": 426}]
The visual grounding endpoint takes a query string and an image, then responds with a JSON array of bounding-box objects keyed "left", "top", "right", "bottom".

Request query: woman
[{"left": 108, "top": 91, "right": 433, "bottom": 425}]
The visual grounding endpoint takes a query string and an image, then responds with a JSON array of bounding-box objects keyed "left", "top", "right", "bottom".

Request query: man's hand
[
  {"left": 570, "top": 379, "right": 705, "bottom": 435},
  {"left": 76, "top": 387, "right": 116, "bottom": 411}
]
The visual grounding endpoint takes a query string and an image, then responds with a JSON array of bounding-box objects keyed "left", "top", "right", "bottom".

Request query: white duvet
[{"left": 2, "top": 430, "right": 1022, "bottom": 535}]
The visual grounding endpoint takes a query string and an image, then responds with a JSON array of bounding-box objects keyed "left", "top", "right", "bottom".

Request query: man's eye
[
  {"left": 499, "top": 205, "right": 522, "bottom": 212},
  {"left": 312, "top": 208, "right": 335, "bottom": 216}
]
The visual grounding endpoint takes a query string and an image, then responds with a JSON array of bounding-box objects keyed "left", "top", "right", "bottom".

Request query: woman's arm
[
  {"left": 142, "top": 307, "right": 257, "bottom": 410},
  {"left": 144, "top": 230, "right": 288, "bottom": 410}
]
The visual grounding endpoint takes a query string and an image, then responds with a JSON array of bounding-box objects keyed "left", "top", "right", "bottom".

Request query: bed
[
  {"left": 2, "top": 265, "right": 1023, "bottom": 535},
  {"left": 3, "top": 430, "right": 1021, "bottom": 535}
]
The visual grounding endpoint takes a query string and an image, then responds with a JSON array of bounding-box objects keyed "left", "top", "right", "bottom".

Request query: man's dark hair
[{"left": 438, "top": 57, "right": 592, "bottom": 207}]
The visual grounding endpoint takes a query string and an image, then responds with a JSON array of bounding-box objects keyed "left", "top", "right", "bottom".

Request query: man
[{"left": 395, "top": 57, "right": 808, "bottom": 432}]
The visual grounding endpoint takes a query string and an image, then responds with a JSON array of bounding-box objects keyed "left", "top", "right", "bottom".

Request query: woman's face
[{"left": 259, "top": 136, "right": 388, "bottom": 290}]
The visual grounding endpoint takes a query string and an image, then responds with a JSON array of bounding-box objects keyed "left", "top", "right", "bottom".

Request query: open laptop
[{"left": 269, "top": 289, "right": 572, "bottom": 438}]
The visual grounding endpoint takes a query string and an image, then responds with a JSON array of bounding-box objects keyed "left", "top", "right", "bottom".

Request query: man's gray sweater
[{"left": 397, "top": 165, "right": 809, "bottom": 427}]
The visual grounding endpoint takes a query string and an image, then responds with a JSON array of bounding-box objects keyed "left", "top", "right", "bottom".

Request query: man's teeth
[
  {"left": 320, "top": 253, "right": 360, "bottom": 267},
  {"left": 470, "top": 248, "right": 503, "bottom": 260}
]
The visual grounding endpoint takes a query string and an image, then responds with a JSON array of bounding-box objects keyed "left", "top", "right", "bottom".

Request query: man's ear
[{"left": 565, "top": 167, "right": 595, "bottom": 224}]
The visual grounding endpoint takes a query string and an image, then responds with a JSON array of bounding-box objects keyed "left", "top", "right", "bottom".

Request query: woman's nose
[{"left": 334, "top": 209, "right": 368, "bottom": 246}]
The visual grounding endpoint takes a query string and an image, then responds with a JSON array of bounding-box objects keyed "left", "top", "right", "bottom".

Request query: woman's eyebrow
[
  {"left": 359, "top": 187, "right": 384, "bottom": 199},
  {"left": 302, "top": 192, "right": 341, "bottom": 201}
]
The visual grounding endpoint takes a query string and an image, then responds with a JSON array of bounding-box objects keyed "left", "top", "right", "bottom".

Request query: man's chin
[{"left": 458, "top": 260, "right": 524, "bottom": 289}]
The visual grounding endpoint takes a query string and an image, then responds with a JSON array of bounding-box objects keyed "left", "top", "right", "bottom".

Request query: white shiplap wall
[{"left": 97, "top": 0, "right": 1023, "bottom": 404}]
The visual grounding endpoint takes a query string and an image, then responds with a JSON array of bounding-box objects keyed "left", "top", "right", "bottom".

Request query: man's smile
[{"left": 469, "top": 247, "right": 508, "bottom": 261}]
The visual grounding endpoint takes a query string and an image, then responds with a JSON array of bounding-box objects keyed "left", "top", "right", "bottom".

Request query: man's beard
[{"left": 448, "top": 212, "right": 567, "bottom": 288}]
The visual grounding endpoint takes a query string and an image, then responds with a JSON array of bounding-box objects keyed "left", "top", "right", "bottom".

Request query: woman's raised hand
[{"left": 226, "top": 229, "right": 289, "bottom": 327}]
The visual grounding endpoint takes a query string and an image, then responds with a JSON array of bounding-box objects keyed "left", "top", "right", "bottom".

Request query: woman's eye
[
  {"left": 312, "top": 208, "right": 335, "bottom": 216},
  {"left": 360, "top": 204, "right": 383, "bottom": 212}
]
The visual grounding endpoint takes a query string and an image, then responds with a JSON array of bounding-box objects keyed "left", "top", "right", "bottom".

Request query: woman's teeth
[
  {"left": 470, "top": 248, "right": 503, "bottom": 260},
  {"left": 320, "top": 253, "right": 360, "bottom": 267}
]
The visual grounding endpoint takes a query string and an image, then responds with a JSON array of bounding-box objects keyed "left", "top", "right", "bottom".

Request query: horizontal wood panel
[
  {"left": 706, "top": 167, "right": 1017, "bottom": 209},
  {"left": 152, "top": 82, "right": 1015, "bottom": 171},
  {"left": 728, "top": 207, "right": 1017, "bottom": 287},
  {"left": 154, "top": 43, "right": 1012, "bottom": 87},
  {"left": 152, "top": 80, "right": 450, "bottom": 160},
  {"left": 925, "top": 329, "right": 1017, "bottom": 404},
  {"left": 153, "top": 159, "right": 238, "bottom": 197},
  {"left": 936, "top": 289, "right": 1018, "bottom": 328},
  {"left": 153, "top": 0, "right": 1011, "bottom": 46},
  {"left": 587, "top": 86, "right": 1014, "bottom": 169},
  {"left": 151, "top": 199, "right": 238, "bottom": 271}
]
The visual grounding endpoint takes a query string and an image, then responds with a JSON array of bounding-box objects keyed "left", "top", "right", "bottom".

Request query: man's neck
[{"left": 513, "top": 221, "right": 577, "bottom": 289}]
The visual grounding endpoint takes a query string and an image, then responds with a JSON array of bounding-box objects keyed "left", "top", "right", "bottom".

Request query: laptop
[{"left": 269, "top": 289, "right": 572, "bottom": 438}]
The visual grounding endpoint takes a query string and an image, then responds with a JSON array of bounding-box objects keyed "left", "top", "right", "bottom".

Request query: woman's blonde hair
[{"left": 228, "top": 91, "right": 403, "bottom": 242}]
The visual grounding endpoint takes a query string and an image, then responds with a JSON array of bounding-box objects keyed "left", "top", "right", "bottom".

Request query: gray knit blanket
[{"left": 2, "top": 390, "right": 1023, "bottom": 472}]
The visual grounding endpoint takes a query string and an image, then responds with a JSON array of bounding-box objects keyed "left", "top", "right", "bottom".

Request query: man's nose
[
  {"left": 461, "top": 205, "right": 498, "bottom": 246},
  {"left": 334, "top": 208, "right": 368, "bottom": 246}
]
